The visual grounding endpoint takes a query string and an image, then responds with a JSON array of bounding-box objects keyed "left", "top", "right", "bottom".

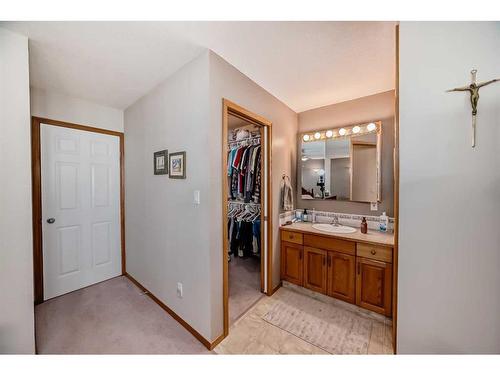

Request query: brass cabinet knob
[{"left": 371, "top": 249, "right": 376, "bottom": 255}]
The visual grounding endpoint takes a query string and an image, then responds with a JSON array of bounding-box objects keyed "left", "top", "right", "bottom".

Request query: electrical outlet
[
  {"left": 370, "top": 202, "right": 378, "bottom": 211},
  {"left": 177, "top": 282, "right": 183, "bottom": 298}
]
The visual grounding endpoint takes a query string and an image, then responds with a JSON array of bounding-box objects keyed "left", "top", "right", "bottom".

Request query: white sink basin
[{"left": 312, "top": 223, "right": 357, "bottom": 234}]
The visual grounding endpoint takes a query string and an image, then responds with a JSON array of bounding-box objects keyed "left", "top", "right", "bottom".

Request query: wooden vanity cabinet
[
  {"left": 280, "top": 241, "right": 303, "bottom": 286},
  {"left": 356, "top": 257, "right": 392, "bottom": 316},
  {"left": 280, "top": 227, "right": 393, "bottom": 317},
  {"left": 303, "top": 247, "right": 327, "bottom": 294},
  {"left": 327, "top": 251, "right": 356, "bottom": 304}
]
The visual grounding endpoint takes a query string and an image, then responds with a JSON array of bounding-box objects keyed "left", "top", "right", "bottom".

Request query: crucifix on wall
[{"left": 446, "top": 69, "right": 499, "bottom": 148}]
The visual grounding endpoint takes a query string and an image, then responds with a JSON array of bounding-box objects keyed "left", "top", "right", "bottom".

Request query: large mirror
[{"left": 300, "top": 121, "right": 381, "bottom": 202}]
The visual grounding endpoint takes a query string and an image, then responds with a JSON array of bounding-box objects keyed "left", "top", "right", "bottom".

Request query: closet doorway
[{"left": 222, "top": 99, "right": 272, "bottom": 337}]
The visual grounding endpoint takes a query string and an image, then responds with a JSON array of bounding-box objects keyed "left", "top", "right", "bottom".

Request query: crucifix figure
[{"left": 446, "top": 69, "right": 499, "bottom": 148}]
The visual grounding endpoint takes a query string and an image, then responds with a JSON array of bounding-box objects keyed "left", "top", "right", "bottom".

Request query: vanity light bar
[{"left": 302, "top": 121, "right": 381, "bottom": 142}]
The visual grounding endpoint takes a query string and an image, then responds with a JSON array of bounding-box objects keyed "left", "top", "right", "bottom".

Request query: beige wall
[
  {"left": 30, "top": 87, "right": 124, "bottom": 132},
  {"left": 125, "top": 50, "right": 297, "bottom": 342},
  {"left": 398, "top": 22, "right": 500, "bottom": 354},
  {"left": 125, "top": 52, "right": 212, "bottom": 340},
  {"left": 208, "top": 51, "right": 298, "bottom": 339},
  {"left": 0, "top": 28, "right": 35, "bottom": 354},
  {"left": 297, "top": 90, "right": 395, "bottom": 216}
]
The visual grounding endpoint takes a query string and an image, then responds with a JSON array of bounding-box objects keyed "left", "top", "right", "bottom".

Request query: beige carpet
[
  {"left": 35, "top": 276, "right": 210, "bottom": 354},
  {"left": 229, "top": 255, "right": 263, "bottom": 324},
  {"left": 262, "top": 288, "right": 372, "bottom": 354}
]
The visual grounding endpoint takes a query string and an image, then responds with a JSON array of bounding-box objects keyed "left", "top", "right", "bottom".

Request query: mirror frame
[{"left": 299, "top": 120, "right": 382, "bottom": 203}]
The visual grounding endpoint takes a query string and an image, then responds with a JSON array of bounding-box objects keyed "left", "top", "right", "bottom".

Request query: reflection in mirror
[{"left": 300, "top": 121, "right": 381, "bottom": 202}]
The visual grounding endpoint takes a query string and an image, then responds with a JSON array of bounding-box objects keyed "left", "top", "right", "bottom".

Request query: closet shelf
[
  {"left": 228, "top": 135, "right": 261, "bottom": 147},
  {"left": 227, "top": 200, "right": 260, "bottom": 207}
]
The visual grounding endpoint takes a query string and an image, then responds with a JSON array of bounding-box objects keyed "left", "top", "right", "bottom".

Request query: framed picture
[
  {"left": 153, "top": 150, "right": 168, "bottom": 175},
  {"left": 169, "top": 151, "right": 186, "bottom": 179}
]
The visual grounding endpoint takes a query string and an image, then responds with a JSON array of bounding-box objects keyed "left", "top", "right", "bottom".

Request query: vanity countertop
[{"left": 280, "top": 222, "right": 395, "bottom": 247}]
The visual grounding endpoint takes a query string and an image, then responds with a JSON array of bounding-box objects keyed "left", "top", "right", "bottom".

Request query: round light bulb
[
  {"left": 338, "top": 128, "right": 346, "bottom": 136},
  {"left": 303, "top": 134, "right": 310, "bottom": 141},
  {"left": 367, "top": 122, "right": 376, "bottom": 131},
  {"left": 352, "top": 126, "right": 361, "bottom": 134},
  {"left": 314, "top": 132, "right": 321, "bottom": 140},
  {"left": 325, "top": 130, "right": 333, "bottom": 138}
]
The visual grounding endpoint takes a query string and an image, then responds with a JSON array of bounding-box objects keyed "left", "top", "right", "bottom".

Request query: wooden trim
[
  {"left": 31, "top": 118, "right": 43, "bottom": 304},
  {"left": 221, "top": 99, "right": 273, "bottom": 342},
  {"left": 32, "top": 117, "right": 123, "bottom": 137},
  {"left": 221, "top": 101, "right": 229, "bottom": 338},
  {"left": 268, "top": 281, "right": 282, "bottom": 296},
  {"left": 259, "top": 125, "right": 265, "bottom": 292},
  {"left": 222, "top": 99, "right": 272, "bottom": 127},
  {"left": 266, "top": 125, "right": 274, "bottom": 296},
  {"left": 125, "top": 273, "right": 213, "bottom": 350},
  {"left": 392, "top": 24, "right": 400, "bottom": 354},
  {"left": 31, "top": 116, "right": 125, "bottom": 305},
  {"left": 209, "top": 333, "right": 226, "bottom": 350}
]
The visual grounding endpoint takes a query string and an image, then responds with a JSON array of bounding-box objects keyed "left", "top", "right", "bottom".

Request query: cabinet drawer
[
  {"left": 304, "top": 234, "right": 355, "bottom": 255},
  {"left": 281, "top": 230, "right": 303, "bottom": 245},
  {"left": 357, "top": 243, "right": 392, "bottom": 263}
]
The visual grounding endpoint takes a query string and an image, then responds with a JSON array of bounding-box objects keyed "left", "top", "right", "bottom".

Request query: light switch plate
[
  {"left": 177, "top": 282, "right": 183, "bottom": 298},
  {"left": 194, "top": 190, "right": 200, "bottom": 205},
  {"left": 370, "top": 202, "right": 378, "bottom": 211}
]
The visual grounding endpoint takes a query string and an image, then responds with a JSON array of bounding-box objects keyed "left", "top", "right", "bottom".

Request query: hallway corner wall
[
  {"left": 207, "top": 50, "right": 299, "bottom": 340},
  {"left": 0, "top": 27, "right": 35, "bottom": 354},
  {"left": 124, "top": 51, "right": 214, "bottom": 341},
  {"left": 124, "top": 49, "right": 299, "bottom": 344}
]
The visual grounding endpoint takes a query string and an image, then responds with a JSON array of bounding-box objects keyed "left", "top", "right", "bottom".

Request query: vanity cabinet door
[
  {"left": 303, "top": 247, "right": 327, "bottom": 294},
  {"left": 356, "top": 257, "right": 392, "bottom": 316},
  {"left": 327, "top": 251, "right": 355, "bottom": 304},
  {"left": 281, "top": 241, "right": 303, "bottom": 286}
]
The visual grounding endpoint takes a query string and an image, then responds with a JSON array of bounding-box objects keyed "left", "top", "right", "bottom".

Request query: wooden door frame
[
  {"left": 31, "top": 116, "right": 125, "bottom": 305},
  {"left": 221, "top": 99, "right": 272, "bottom": 339}
]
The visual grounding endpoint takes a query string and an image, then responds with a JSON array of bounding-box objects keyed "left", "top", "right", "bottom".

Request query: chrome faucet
[{"left": 331, "top": 214, "right": 339, "bottom": 226}]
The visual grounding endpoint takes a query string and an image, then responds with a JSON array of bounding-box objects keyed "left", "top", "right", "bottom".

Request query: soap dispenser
[
  {"left": 379, "top": 212, "right": 388, "bottom": 232},
  {"left": 361, "top": 217, "right": 368, "bottom": 234}
]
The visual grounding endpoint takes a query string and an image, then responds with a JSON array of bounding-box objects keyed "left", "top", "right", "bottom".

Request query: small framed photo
[
  {"left": 169, "top": 151, "right": 186, "bottom": 179},
  {"left": 153, "top": 150, "right": 168, "bottom": 175}
]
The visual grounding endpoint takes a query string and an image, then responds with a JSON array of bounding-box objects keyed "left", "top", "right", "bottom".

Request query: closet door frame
[{"left": 221, "top": 98, "right": 273, "bottom": 340}]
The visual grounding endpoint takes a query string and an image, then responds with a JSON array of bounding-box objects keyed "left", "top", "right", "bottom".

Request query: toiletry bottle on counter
[
  {"left": 303, "top": 209, "right": 308, "bottom": 222},
  {"left": 361, "top": 217, "right": 368, "bottom": 234},
  {"left": 295, "top": 210, "right": 302, "bottom": 221},
  {"left": 379, "top": 212, "right": 388, "bottom": 232}
]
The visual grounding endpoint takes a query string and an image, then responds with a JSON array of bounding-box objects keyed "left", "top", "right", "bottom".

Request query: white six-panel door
[{"left": 41, "top": 124, "right": 121, "bottom": 300}]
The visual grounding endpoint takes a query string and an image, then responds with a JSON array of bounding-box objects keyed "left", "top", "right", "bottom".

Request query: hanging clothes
[
  {"left": 227, "top": 142, "right": 261, "bottom": 203},
  {"left": 227, "top": 216, "right": 261, "bottom": 258},
  {"left": 252, "top": 219, "right": 261, "bottom": 255}
]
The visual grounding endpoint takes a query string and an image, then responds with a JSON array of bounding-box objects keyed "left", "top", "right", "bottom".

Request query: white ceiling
[{"left": 1, "top": 21, "right": 396, "bottom": 112}]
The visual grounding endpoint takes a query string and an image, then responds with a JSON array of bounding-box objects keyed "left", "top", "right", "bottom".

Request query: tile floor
[{"left": 215, "top": 283, "right": 393, "bottom": 354}]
